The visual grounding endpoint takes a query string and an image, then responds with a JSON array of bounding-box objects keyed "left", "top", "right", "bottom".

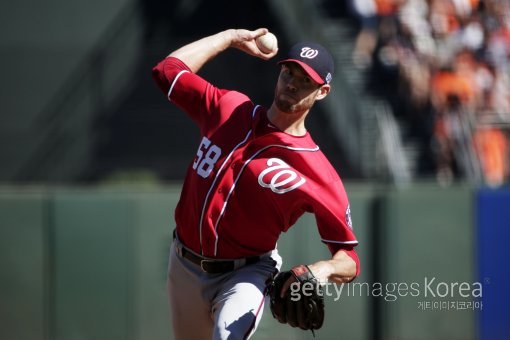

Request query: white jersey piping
[
  {"left": 167, "top": 70, "right": 190, "bottom": 101},
  {"left": 321, "top": 238, "right": 359, "bottom": 245},
  {"left": 198, "top": 105, "right": 260, "bottom": 255}
]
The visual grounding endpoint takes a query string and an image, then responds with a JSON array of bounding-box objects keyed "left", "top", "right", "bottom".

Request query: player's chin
[
  {"left": 275, "top": 97, "right": 298, "bottom": 113},
  {"left": 274, "top": 98, "right": 289, "bottom": 111}
]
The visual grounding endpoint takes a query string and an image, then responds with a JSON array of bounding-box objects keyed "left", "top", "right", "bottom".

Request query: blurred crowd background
[
  {"left": 346, "top": 0, "right": 510, "bottom": 186},
  {"left": 0, "top": 0, "right": 508, "bottom": 188}
]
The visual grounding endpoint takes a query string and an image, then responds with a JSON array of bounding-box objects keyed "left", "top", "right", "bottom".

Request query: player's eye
[
  {"left": 280, "top": 67, "right": 292, "bottom": 79},
  {"left": 300, "top": 76, "right": 317, "bottom": 88}
]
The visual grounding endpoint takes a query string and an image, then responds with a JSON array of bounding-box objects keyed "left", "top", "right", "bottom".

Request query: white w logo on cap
[{"left": 300, "top": 47, "right": 318, "bottom": 59}]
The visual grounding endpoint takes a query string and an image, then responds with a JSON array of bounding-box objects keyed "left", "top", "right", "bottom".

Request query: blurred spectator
[
  {"left": 348, "top": 0, "right": 510, "bottom": 186},
  {"left": 351, "top": 0, "right": 405, "bottom": 68},
  {"left": 489, "top": 71, "right": 510, "bottom": 120},
  {"left": 473, "top": 126, "right": 509, "bottom": 186},
  {"left": 431, "top": 66, "right": 476, "bottom": 113}
]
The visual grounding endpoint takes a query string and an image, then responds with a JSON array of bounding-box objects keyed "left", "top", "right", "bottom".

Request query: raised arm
[{"left": 168, "top": 28, "right": 278, "bottom": 73}]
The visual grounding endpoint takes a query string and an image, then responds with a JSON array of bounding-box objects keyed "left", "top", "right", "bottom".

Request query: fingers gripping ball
[
  {"left": 268, "top": 265, "right": 325, "bottom": 332},
  {"left": 256, "top": 32, "right": 278, "bottom": 54}
]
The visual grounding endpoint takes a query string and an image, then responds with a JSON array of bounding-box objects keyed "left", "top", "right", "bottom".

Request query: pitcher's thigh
[
  {"left": 212, "top": 280, "right": 267, "bottom": 340},
  {"left": 212, "top": 260, "right": 276, "bottom": 340},
  {"left": 167, "top": 246, "right": 213, "bottom": 339}
]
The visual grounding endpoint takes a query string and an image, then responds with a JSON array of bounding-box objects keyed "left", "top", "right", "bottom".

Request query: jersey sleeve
[
  {"left": 310, "top": 179, "right": 360, "bottom": 275},
  {"left": 308, "top": 177, "right": 358, "bottom": 246},
  {"left": 152, "top": 56, "right": 237, "bottom": 130}
]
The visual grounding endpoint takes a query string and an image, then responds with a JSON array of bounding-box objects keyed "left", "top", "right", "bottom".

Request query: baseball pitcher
[{"left": 152, "top": 28, "right": 360, "bottom": 339}]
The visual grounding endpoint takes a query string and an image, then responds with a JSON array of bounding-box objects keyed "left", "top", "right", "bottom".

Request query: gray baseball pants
[{"left": 167, "top": 239, "right": 282, "bottom": 340}]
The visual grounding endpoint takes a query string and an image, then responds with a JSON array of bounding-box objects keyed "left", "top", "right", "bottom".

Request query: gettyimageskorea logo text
[{"left": 290, "top": 277, "right": 483, "bottom": 310}]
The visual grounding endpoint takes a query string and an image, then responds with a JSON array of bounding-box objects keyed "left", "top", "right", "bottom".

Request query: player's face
[{"left": 274, "top": 63, "right": 323, "bottom": 114}]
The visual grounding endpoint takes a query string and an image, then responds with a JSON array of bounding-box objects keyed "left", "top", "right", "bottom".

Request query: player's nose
[{"left": 285, "top": 77, "right": 298, "bottom": 92}]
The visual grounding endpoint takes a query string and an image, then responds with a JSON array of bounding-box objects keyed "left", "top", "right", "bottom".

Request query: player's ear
[{"left": 315, "top": 84, "right": 331, "bottom": 101}]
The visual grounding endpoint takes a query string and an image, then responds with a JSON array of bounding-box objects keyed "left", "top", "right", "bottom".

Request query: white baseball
[{"left": 256, "top": 32, "right": 278, "bottom": 54}]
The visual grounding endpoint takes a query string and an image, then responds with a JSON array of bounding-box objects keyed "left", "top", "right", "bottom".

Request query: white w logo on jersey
[{"left": 258, "top": 158, "right": 306, "bottom": 194}]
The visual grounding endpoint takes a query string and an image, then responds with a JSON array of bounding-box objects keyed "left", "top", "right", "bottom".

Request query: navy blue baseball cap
[{"left": 278, "top": 42, "right": 334, "bottom": 85}]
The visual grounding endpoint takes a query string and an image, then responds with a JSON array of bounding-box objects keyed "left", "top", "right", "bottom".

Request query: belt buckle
[{"left": 200, "top": 259, "right": 214, "bottom": 273}]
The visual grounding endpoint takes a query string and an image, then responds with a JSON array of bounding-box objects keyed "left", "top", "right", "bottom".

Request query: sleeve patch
[{"left": 346, "top": 204, "right": 353, "bottom": 229}]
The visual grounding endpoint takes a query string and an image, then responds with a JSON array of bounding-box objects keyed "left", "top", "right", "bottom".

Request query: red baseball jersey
[{"left": 153, "top": 57, "right": 358, "bottom": 261}]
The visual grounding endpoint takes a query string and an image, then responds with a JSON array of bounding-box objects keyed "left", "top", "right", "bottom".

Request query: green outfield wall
[{"left": 0, "top": 183, "right": 479, "bottom": 340}]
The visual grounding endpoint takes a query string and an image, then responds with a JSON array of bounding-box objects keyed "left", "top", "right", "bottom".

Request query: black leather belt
[{"left": 173, "top": 230, "right": 261, "bottom": 274}]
